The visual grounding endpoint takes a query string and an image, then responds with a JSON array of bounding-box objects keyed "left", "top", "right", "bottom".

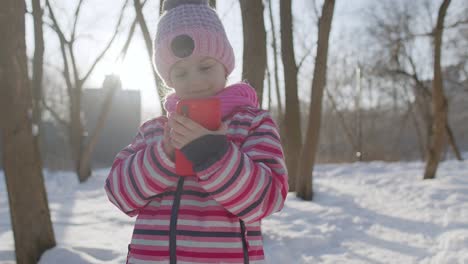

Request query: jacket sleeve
[
  {"left": 187, "top": 111, "right": 289, "bottom": 223},
  {"left": 104, "top": 118, "right": 179, "bottom": 217}
]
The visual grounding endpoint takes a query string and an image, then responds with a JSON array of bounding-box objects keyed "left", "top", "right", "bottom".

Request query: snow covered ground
[{"left": 1, "top": 158, "right": 468, "bottom": 264}]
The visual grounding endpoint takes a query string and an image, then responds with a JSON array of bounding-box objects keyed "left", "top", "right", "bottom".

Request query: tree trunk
[
  {"left": 296, "top": 0, "right": 335, "bottom": 200},
  {"left": 70, "top": 87, "right": 89, "bottom": 182},
  {"left": 267, "top": 0, "right": 283, "bottom": 117},
  {"left": 134, "top": 0, "right": 166, "bottom": 115},
  {"left": 32, "top": 0, "right": 45, "bottom": 142},
  {"left": 239, "top": 0, "right": 267, "bottom": 106},
  {"left": 445, "top": 122, "right": 463, "bottom": 161},
  {"left": 46, "top": 0, "right": 126, "bottom": 180},
  {"left": 0, "top": 1, "right": 56, "bottom": 262},
  {"left": 424, "top": 0, "right": 451, "bottom": 180},
  {"left": 280, "top": 0, "right": 301, "bottom": 192},
  {"left": 78, "top": 76, "right": 121, "bottom": 181},
  {"left": 266, "top": 63, "right": 272, "bottom": 110}
]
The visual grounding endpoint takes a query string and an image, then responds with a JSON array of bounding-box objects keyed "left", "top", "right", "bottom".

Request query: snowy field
[{"left": 1, "top": 158, "right": 468, "bottom": 264}]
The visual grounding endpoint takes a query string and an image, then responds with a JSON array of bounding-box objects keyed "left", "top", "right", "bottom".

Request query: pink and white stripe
[{"left": 105, "top": 106, "right": 288, "bottom": 263}]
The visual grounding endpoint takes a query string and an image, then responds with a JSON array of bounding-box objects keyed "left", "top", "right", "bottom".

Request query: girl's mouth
[{"left": 188, "top": 88, "right": 211, "bottom": 95}]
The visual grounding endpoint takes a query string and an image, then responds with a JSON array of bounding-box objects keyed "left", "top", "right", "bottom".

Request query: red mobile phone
[{"left": 175, "top": 97, "right": 221, "bottom": 176}]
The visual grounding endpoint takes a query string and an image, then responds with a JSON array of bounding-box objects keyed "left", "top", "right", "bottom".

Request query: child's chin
[{"left": 183, "top": 90, "right": 215, "bottom": 99}]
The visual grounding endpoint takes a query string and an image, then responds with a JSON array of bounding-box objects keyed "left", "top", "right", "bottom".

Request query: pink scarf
[{"left": 164, "top": 82, "right": 259, "bottom": 119}]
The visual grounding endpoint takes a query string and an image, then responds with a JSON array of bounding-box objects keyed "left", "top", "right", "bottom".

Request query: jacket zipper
[
  {"left": 170, "top": 177, "right": 185, "bottom": 264},
  {"left": 239, "top": 220, "right": 249, "bottom": 264}
]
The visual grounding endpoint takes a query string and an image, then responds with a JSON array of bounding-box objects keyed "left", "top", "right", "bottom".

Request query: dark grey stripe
[
  {"left": 240, "top": 220, "right": 249, "bottom": 264},
  {"left": 176, "top": 230, "right": 242, "bottom": 238},
  {"left": 155, "top": 190, "right": 210, "bottom": 198},
  {"left": 149, "top": 144, "right": 178, "bottom": 178},
  {"left": 247, "top": 131, "right": 279, "bottom": 140},
  {"left": 210, "top": 157, "right": 245, "bottom": 196},
  {"left": 230, "top": 120, "right": 252, "bottom": 127},
  {"left": 170, "top": 177, "right": 185, "bottom": 264},
  {"left": 128, "top": 154, "right": 147, "bottom": 200},
  {"left": 133, "top": 229, "right": 169, "bottom": 236},
  {"left": 182, "top": 190, "right": 211, "bottom": 198},
  {"left": 133, "top": 229, "right": 262, "bottom": 237},
  {"left": 131, "top": 229, "right": 261, "bottom": 238},
  {"left": 253, "top": 159, "right": 278, "bottom": 164},
  {"left": 237, "top": 176, "right": 272, "bottom": 217},
  {"left": 247, "top": 231, "right": 262, "bottom": 236},
  {"left": 145, "top": 128, "right": 164, "bottom": 136}
]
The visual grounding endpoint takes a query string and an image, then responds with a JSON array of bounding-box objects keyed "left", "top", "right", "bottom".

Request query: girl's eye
[{"left": 200, "top": 65, "right": 212, "bottom": 71}]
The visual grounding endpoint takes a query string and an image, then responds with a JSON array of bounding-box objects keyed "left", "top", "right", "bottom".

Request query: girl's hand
[
  {"left": 169, "top": 113, "right": 227, "bottom": 150},
  {"left": 162, "top": 123, "right": 175, "bottom": 160}
]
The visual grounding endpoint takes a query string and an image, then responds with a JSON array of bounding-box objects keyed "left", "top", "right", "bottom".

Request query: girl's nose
[{"left": 186, "top": 73, "right": 204, "bottom": 90}]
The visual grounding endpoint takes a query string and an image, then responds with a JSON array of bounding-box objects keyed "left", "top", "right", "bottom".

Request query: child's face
[{"left": 169, "top": 56, "right": 227, "bottom": 99}]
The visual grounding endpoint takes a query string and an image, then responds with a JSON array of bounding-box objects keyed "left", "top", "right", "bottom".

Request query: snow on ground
[{"left": 1, "top": 158, "right": 468, "bottom": 263}]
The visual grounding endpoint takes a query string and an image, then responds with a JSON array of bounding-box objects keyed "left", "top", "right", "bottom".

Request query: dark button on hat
[{"left": 171, "top": 34, "right": 195, "bottom": 58}]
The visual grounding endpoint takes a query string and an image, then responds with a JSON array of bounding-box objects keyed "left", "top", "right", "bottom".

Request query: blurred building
[
  {"left": 0, "top": 76, "right": 141, "bottom": 170},
  {"left": 81, "top": 82, "right": 141, "bottom": 168}
]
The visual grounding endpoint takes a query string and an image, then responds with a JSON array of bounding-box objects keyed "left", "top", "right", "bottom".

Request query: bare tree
[
  {"left": 267, "top": 0, "right": 283, "bottom": 117},
  {"left": 424, "top": 0, "right": 451, "bottom": 179},
  {"left": 0, "top": 0, "right": 56, "bottom": 262},
  {"left": 45, "top": 0, "right": 127, "bottom": 182},
  {"left": 280, "top": 0, "right": 301, "bottom": 191},
  {"left": 32, "top": 0, "right": 45, "bottom": 142},
  {"left": 296, "top": 0, "right": 335, "bottom": 200},
  {"left": 134, "top": 0, "right": 166, "bottom": 115},
  {"left": 320, "top": 53, "right": 364, "bottom": 161},
  {"left": 399, "top": 84, "right": 427, "bottom": 159},
  {"left": 239, "top": 0, "right": 267, "bottom": 106},
  {"left": 367, "top": 1, "right": 432, "bottom": 158},
  {"left": 79, "top": 75, "right": 122, "bottom": 178},
  {"left": 325, "top": 85, "right": 358, "bottom": 152},
  {"left": 266, "top": 63, "right": 272, "bottom": 109},
  {"left": 367, "top": 0, "right": 464, "bottom": 163}
]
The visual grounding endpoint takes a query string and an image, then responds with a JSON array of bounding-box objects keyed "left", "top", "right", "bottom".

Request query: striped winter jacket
[{"left": 105, "top": 106, "right": 288, "bottom": 264}]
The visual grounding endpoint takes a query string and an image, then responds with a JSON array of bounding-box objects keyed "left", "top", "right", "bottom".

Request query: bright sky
[{"left": 29, "top": 0, "right": 436, "bottom": 121}]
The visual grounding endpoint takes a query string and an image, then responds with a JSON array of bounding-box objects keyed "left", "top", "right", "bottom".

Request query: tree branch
[
  {"left": 81, "top": 0, "right": 129, "bottom": 83},
  {"left": 45, "top": 0, "right": 67, "bottom": 43},
  {"left": 46, "top": 0, "right": 73, "bottom": 99},
  {"left": 68, "top": 44, "right": 80, "bottom": 86},
  {"left": 71, "top": 0, "right": 85, "bottom": 42},
  {"left": 444, "top": 18, "right": 468, "bottom": 30},
  {"left": 116, "top": 0, "right": 150, "bottom": 62},
  {"left": 118, "top": 18, "right": 138, "bottom": 61},
  {"left": 41, "top": 97, "right": 68, "bottom": 128},
  {"left": 297, "top": 45, "right": 314, "bottom": 70}
]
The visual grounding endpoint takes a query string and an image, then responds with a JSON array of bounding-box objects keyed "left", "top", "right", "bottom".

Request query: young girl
[{"left": 105, "top": 0, "right": 288, "bottom": 263}]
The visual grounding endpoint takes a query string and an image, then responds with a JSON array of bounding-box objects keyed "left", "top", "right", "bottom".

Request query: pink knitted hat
[{"left": 153, "top": 0, "right": 235, "bottom": 87}]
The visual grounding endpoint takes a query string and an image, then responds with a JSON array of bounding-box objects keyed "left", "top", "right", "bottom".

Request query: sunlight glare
[{"left": 116, "top": 51, "right": 153, "bottom": 93}]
